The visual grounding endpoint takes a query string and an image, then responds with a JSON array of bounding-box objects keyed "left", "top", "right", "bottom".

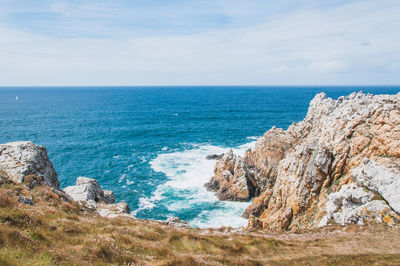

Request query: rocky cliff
[
  {"left": 0, "top": 141, "right": 129, "bottom": 218},
  {"left": 206, "top": 91, "right": 400, "bottom": 231}
]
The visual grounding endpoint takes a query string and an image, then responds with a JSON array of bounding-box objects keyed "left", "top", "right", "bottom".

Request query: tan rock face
[
  {"left": 205, "top": 150, "right": 259, "bottom": 201},
  {"left": 207, "top": 91, "right": 400, "bottom": 230}
]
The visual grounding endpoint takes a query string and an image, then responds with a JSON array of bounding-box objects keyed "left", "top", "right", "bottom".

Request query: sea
[{"left": 0, "top": 86, "right": 398, "bottom": 228}]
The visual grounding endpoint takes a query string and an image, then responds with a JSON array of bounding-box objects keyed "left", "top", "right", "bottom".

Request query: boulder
[
  {"left": 205, "top": 154, "right": 224, "bottom": 160},
  {"left": 96, "top": 202, "right": 130, "bottom": 218},
  {"left": 165, "top": 217, "right": 190, "bottom": 228},
  {"left": 0, "top": 141, "right": 59, "bottom": 189},
  {"left": 64, "top": 176, "right": 130, "bottom": 218},
  {"left": 318, "top": 183, "right": 392, "bottom": 226},
  {"left": 64, "top": 177, "right": 115, "bottom": 204},
  {"left": 352, "top": 160, "right": 400, "bottom": 214}
]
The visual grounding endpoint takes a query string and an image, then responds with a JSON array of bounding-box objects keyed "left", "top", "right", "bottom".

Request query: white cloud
[
  {"left": 309, "top": 60, "right": 348, "bottom": 74},
  {"left": 0, "top": 0, "right": 399, "bottom": 85}
]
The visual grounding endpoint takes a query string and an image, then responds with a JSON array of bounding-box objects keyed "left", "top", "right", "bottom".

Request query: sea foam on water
[{"left": 133, "top": 142, "right": 256, "bottom": 228}]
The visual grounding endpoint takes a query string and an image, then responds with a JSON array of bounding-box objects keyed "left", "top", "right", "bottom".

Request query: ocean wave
[{"left": 133, "top": 141, "right": 256, "bottom": 228}]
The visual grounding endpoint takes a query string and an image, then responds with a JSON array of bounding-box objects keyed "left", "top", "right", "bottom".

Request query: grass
[{"left": 1, "top": 180, "right": 400, "bottom": 265}]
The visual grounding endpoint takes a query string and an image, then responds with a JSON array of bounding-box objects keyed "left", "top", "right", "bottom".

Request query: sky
[{"left": 0, "top": 0, "right": 399, "bottom": 86}]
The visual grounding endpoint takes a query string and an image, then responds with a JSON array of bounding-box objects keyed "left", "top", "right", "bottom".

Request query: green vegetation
[{"left": 1, "top": 181, "right": 400, "bottom": 265}]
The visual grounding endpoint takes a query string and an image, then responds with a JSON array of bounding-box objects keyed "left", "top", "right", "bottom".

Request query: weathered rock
[
  {"left": 64, "top": 176, "right": 130, "bottom": 218},
  {"left": 165, "top": 217, "right": 190, "bottom": 227},
  {"left": 352, "top": 160, "right": 400, "bottom": 214},
  {"left": 205, "top": 154, "right": 224, "bottom": 160},
  {"left": 207, "top": 91, "right": 400, "bottom": 230},
  {"left": 18, "top": 194, "right": 34, "bottom": 206},
  {"left": 23, "top": 174, "right": 45, "bottom": 190},
  {"left": 64, "top": 177, "right": 115, "bottom": 204},
  {"left": 205, "top": 150, "right": 259, "bottom": 201},
  {"left": 0, "top": 141, "right": 59, "bottom": 189},
  {"left": 96, "top": 202, "right": 130, "bottom": 218},
  {"left": 103, "top": 190, "right": 116, "bottom": 204},
  {"left": 318, "top": 183, "right": 393, "bottom": 226}
]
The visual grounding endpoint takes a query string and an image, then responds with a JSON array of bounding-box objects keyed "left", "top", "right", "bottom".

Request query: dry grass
[{"left": 0, "top": 181, "right": 400, "bottom": 265}]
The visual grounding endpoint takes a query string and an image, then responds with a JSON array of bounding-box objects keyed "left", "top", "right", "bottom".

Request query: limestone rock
[
  {"left": 18, "top": 194, "right": 34, "bottom": 206},
  {"left": 205, "top": 154, "right": 224, "bottom": 160},
  {"left": 205, "top": 150, "right": 259, "bottom": 201},
  {"left": 0, "top": 141, "right": 59, "bottom": 189},
  {"left": 352, "top": 160, "right": 400, "bottom": 214},
  {"left": 318, "top": 183, "right": 393, "bottom": 226},
  {"left": 207, "top": 91, "right": 400, "bottom": 230},
  {"left": 96, "top": 202, "right": 130, "bottom": 218},
  {"left": 64, "top": 176, "right": 130, "bottom": 218},
  {"left": 165, "top": 217, "right": 190, "bottom": 227},
  {"left": 64, "top": 177, "right": 115, "bottom": 204}
]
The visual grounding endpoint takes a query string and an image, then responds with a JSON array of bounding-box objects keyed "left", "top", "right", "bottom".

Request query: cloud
[{"left": 0, "top": 0, "right": 399, "bottom": 85}]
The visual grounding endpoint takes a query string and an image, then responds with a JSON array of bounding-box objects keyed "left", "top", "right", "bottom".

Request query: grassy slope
[{"left": 1, "top": 180, "right": 400, "bottom": 265}]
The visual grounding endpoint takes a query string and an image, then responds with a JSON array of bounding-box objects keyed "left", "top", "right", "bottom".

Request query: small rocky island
[{"left": 206, "top": 91, "right": 400, "bottom": 230}]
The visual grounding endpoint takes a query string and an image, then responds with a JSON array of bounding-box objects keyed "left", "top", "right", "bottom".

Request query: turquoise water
[{"left": 0, "top": 86, "right": 398, "bottom": 227}]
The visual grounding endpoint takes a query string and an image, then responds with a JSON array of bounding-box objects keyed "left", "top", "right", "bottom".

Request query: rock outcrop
[
  {"left": 207, "top": 91, "right": 400, "bottom": 230},
  {"left": 0, "top": 141, "right": 130, "bottom": 219},
  {"left": 64, "top": 177, "right": 115, "bottom": 204},
  {"left": 0, "top": 141, "right": 59, "bottom": 189},
  {"left": 205, "top": 154, "right": 224, "bottom": 160},
  {"left": 165, "top": 217, "right": 190, "bottom": 228},
  {"left": 64, "top": 176, "right": 130, "bottom": 218},
  {"left": 205, "top": 150, "right": 259, "bottom": 201}
]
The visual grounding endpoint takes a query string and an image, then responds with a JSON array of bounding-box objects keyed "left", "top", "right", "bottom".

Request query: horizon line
[{"left": 0, "top": 85, "right": 399, "bottom": 88}]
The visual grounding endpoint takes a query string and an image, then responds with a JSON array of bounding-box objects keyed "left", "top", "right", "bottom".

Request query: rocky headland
[
  {"left": 1, "top": 92, "right": 400, "bottom": 264},
  {"left": 206, "top": 91, "right": 400, "bottom": 231}
]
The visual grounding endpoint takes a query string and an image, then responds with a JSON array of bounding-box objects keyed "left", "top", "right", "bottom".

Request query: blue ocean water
[{"left": 0, "top": 86, "right": 398, "bottom": 227}]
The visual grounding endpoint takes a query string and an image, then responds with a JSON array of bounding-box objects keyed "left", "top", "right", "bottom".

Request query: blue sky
[{"left": 0, "top": 0, "right": 399, "bottom": 86}]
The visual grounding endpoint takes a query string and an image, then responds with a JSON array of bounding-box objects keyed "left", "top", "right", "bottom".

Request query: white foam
[
  {"left": 132, "top": 188, "right": 165, "bottom": 215},
  {"left": 138, "top": 156, "right": 147, "bottom": 163},
  {"left": 118, "top": 174, "right": 127, "bottom": 183},
  {"left": 190, "top": 201, "right": 250, "bottom": 229},
  {"left": 133, "top": 141, "right": 256, "bottom": 228}
]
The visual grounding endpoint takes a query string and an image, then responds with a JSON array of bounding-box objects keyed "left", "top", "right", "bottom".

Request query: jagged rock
[
  {"left": 85, "top": 199, "right": 97, "bottom": 210},
  {"left": 352, "top": 160, "right": 400, "bottom": 214},
  {"left": 207, "top": 91, "right": 400, "bottom": 230},
  {"left": 18, "top": 194, "right": 34, "bottom": 206},
  {"left": 64, "top": 177, "right": 115, "bottom": 204},
  {"left": 96, "top": 202, "right": 130, "bottom": 218},
  {"left": 318, "top": 183, "right": 393, "bottom": 226},
  {"left": 205, "top": 150, "right": 259, "bottom": 201},
  {"left": 0, "top": 141, "right": 59, "bottom": 189},
  {"left": 103, "top": 190, "right": 116, "bottom": 204},
  {"left": 64, "top": 176, "right": 130, "bottom": 218},
  {"left": 165, "top": 217, "right": 190, "bottom": 227},
  {"left": 205, "top": 154, "right": 224, "bottom": 160},
  {"left": 23, "top": 174, "right": 44, "bottom": 190}
]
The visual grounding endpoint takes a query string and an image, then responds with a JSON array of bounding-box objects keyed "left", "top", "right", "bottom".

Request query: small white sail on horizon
[{"left": 16, "top": 96, "right": 18, "bottom": 101}]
